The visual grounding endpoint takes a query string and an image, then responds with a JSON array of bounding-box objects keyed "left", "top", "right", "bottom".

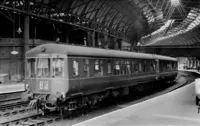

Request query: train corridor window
[
  {"left": 52, "top": 58, "right": 64, "bottom": 77},
  {"left": 152, "top": 61, "right": 156, "bottom": 71},
  {"left": 114, "top": 60, "right": 120, "bottom": 75},
  {"left": 95, "top": 59, "right": 100, "bottom": 71},
  {"left": 100, "top": 60, "right": 103, "bottom": 76},
  {"left": 144, "top": 61, "right": 151, "bottom": 72},
  {"left": 95, "top": 59, "right": 103, "bottom": 76},
  {"left": 108, "top": 61, "right": 112, "bottom": 74},
  {"left": 125, "top": 60, "right": 131, "bottom": 74},
  {"left": 167, "top": 63, "right": 172, "bottom": 70},
  {"left": 37, "top": 58, "right": 50, "bottom": 77},
  {"left": 73, "top": 60, "right": 79, "bottom": 76},
  {"left": 131, "top": 61, "right": 138, "bottom": 73},
  {"left": 139, "top": 62, "right": 142, "bottom": 72},
  {"left": 27, "top": 58, "right": 36, "bottom": 78},
  {"left": 120, "top": 60, "right": 125, "bottom": 74},
  {"left": 84, "top": 59, "right": 90, "bottom": 77},
  {"left": 173, "top": 62, "right": 177, "bottom": 70}
]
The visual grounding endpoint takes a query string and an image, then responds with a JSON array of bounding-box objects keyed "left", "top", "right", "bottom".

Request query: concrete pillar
[{"left": 23, "top": 15, "right": 29, "bottom": 79}]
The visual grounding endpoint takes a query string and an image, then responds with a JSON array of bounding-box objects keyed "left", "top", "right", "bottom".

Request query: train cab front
[{"left": 24, "top": 53, "right": 68, "bottom": 112}]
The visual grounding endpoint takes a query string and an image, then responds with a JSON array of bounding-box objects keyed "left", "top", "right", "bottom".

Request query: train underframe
[{"left": 27, "top": 74, "right": 177, "bottom": 115}]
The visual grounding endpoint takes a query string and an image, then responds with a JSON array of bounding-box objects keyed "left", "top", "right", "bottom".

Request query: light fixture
[
  {"left": 11, "top": 47, "right": 19, "bottom": 55},
  {"left": 17, "top": 27, "right": 22, "bottom": 34},
  {"left": 17, "top": 14, "right": 22, "bottom": 34},
  {"left": 170, "top": 0, "right": 180, "bottom": 6}
]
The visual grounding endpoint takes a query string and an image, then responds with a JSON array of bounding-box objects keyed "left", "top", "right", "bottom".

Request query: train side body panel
[{"left": 25, "top": 44, "right": 178, "bottom": 104}]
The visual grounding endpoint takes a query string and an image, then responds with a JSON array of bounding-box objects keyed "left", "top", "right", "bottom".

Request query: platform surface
[
  {"left": 0, "top": 83, "right": 25, "bottom": 94},
  {"left": 73, "top": 81, "right": 200, "bottom": 126}
]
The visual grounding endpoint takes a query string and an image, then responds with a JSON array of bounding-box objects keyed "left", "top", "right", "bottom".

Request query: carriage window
[
  {"left": 152, "top": 61, "right": 156, "bottom": 71},
  {"left": 173, "top": 62, "right": 177, "bottom": 70},
  {"left": 95, "top": 59, "right": 100, "bottom": 71},
  {"left": 108, "top": 61, "right": 112, "bottom": 74},
  {"left": 52, "top": 58, "right": 64, "bottom": 77},
  {"left": 114, "top": 60, "right": 120, "bottom": 75},
  {"left": 27, "top": 58, "right": 36, "bottom": 78},
  {"left": 144, "top": 60, "right": 151, "bottom": 72},
  {"left": 73, "top": 60, "right": 79, "bottom": 76},
  {"left": 120, "top": 60, "right": 125, "bottom": 74},
  {"left": 126, "top": 60, "right": 131, "bottom": 74},
  {"left": 100, "top": 60, "right": 103, "bottom": 76},
  {"left": 95, "top": 59, "right": 103, "bottom": 76},
  {"left": 131, "top": 60, "right": 139, "bottom": 73},
  {"left": 167, "top": 63, "right": 173, "bottom": 70},
  {"left": 84, "top": 59, "right": 90, "bottom": 77},
  {"left": 139, "top": 62, "right": 142, "bottom": 72},
  {"left": 37, "top": 58, "right": 50, "bottom": 77}
]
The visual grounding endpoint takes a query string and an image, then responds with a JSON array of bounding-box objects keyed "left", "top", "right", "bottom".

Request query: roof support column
[
  {"left": 23, "top": 15, "right": 29, "bottom": 79},
  {"left": 65, "top": 28, "right": 70, "bottom": 44},
  {"left": 86, "top": 31, "right": 94, "bottom": 47},
  {"left": 86, "top": 31, "right": 91, "bottom": 46},
  {"left": 92, "top": 31, "right": 96, "bottom": 47},
  {"left": 96, "top": 32, "right": 101, "bottom": 48},
  {"left": 104, "top": 34, "right": 109, "bottom": 48},
  {"left": 114, "top": 38, "right": 119, "bottom": 50},
  {"left": 118, "top": 39, "right": 122, "bottom": 50}
]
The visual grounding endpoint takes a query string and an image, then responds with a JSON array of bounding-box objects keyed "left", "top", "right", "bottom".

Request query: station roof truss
[
  {"left": 0, "top": 0, "right": 200, "bottom": 46},
  {"left": 139, "top": 0, "right": 200, "bottom": 46},
  {"left": 0, "top": 0, "right": 149, "bottom": 44}
]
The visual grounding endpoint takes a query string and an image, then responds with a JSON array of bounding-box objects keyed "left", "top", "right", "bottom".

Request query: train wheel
[{"left": 196, "top": 96, "right": 199, "bottom": 105}]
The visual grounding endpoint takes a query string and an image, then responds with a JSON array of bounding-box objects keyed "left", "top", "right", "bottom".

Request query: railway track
[
  {"left": 0, "top": 92, "right": 23, "bottom": 104},
  {"left": 0, "top": 101, "right": 29, "bottom": 113},
  {"left": 0, "top": 106, "right": 92, "bottom": 126},
  {"left": 0, "top": 71, "right": 196, "bottom": 126}
]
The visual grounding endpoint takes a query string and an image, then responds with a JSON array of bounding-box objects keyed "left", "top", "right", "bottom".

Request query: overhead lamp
[
  {"left": 17, "top": 27, "right": 22, "bottom": 34},
  {"left": 17, "top": 14, "right": 22, "bottom": 34},
  {"left": 11, "top": 47, "right": 19, "bottom": 55}
]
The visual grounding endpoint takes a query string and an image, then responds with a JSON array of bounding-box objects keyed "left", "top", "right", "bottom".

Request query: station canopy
[{"left": 0, "top": 0, "right": 200, "bottom": 46}]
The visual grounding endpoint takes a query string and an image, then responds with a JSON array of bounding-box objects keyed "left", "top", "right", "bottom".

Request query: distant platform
[
  {"left": 73, "top": 75, "right": 200, "bottom": 125},
  {"left": 0, "top": 83, "right": 25, "bottom": 94},
  {"left": 179, "top": 68, "right": 200, "bottom": 73}
]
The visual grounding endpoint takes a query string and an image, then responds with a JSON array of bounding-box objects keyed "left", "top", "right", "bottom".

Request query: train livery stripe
[
  {"left": 68, "top": 74, "right": 157, "bottom": 81},
  {"left": 68, "top": 71, "right": 177, "bottom": 80}
]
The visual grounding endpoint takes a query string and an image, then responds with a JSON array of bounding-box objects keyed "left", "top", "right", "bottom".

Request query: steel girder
[
  {"left": 139, "top": 0, "right": 200, "bottom": 46},
  {"left": 0, "top": 0, "right": 149, "bottom": 43}
]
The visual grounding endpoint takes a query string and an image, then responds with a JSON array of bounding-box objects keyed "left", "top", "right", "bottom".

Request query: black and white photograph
[{"left": 0, "top": 0, "right": 200, "bottom": 125}]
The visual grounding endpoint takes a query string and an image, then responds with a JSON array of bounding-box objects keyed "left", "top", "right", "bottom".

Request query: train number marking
[
  {"left": 44, "top": 81, "right": 48, "bottom": 90},
  {"left": 39, "top": 81, "right": 43, "bottom": 90},
  {"left": 39, "top": 81, "right": 48, "bottom": 90}
]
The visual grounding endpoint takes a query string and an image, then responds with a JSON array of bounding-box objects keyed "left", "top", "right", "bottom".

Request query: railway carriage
[{"left": 25, "top": 44, "right": 177, "bottom": 112}]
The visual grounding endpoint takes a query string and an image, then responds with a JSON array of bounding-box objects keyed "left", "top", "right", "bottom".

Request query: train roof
[{"left": 26, "top": 44, "right": 177, "bottom": 61}]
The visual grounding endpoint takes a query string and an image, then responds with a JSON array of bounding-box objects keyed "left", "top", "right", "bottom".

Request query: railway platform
[
  {"left": 0, "top": 82, "right": 25, "bottom": 105},
  {"left": 0, "top": 83, "right": 25, "bottom": 94},
  {"left": 73, "top": 71, "right": 200, "bottom": 126}
]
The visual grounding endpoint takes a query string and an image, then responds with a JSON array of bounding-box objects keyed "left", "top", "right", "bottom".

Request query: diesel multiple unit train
[{"left": 24, "top": 44, "right": 177, "bottom": 113}]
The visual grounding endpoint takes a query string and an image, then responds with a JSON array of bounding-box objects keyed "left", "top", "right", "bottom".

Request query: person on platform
[
  {"left": 198, "top": 101, "right": 200, "bottom": 113},
  {"left": 197, "top": 66, "right": 200, "bottom": 72}
]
